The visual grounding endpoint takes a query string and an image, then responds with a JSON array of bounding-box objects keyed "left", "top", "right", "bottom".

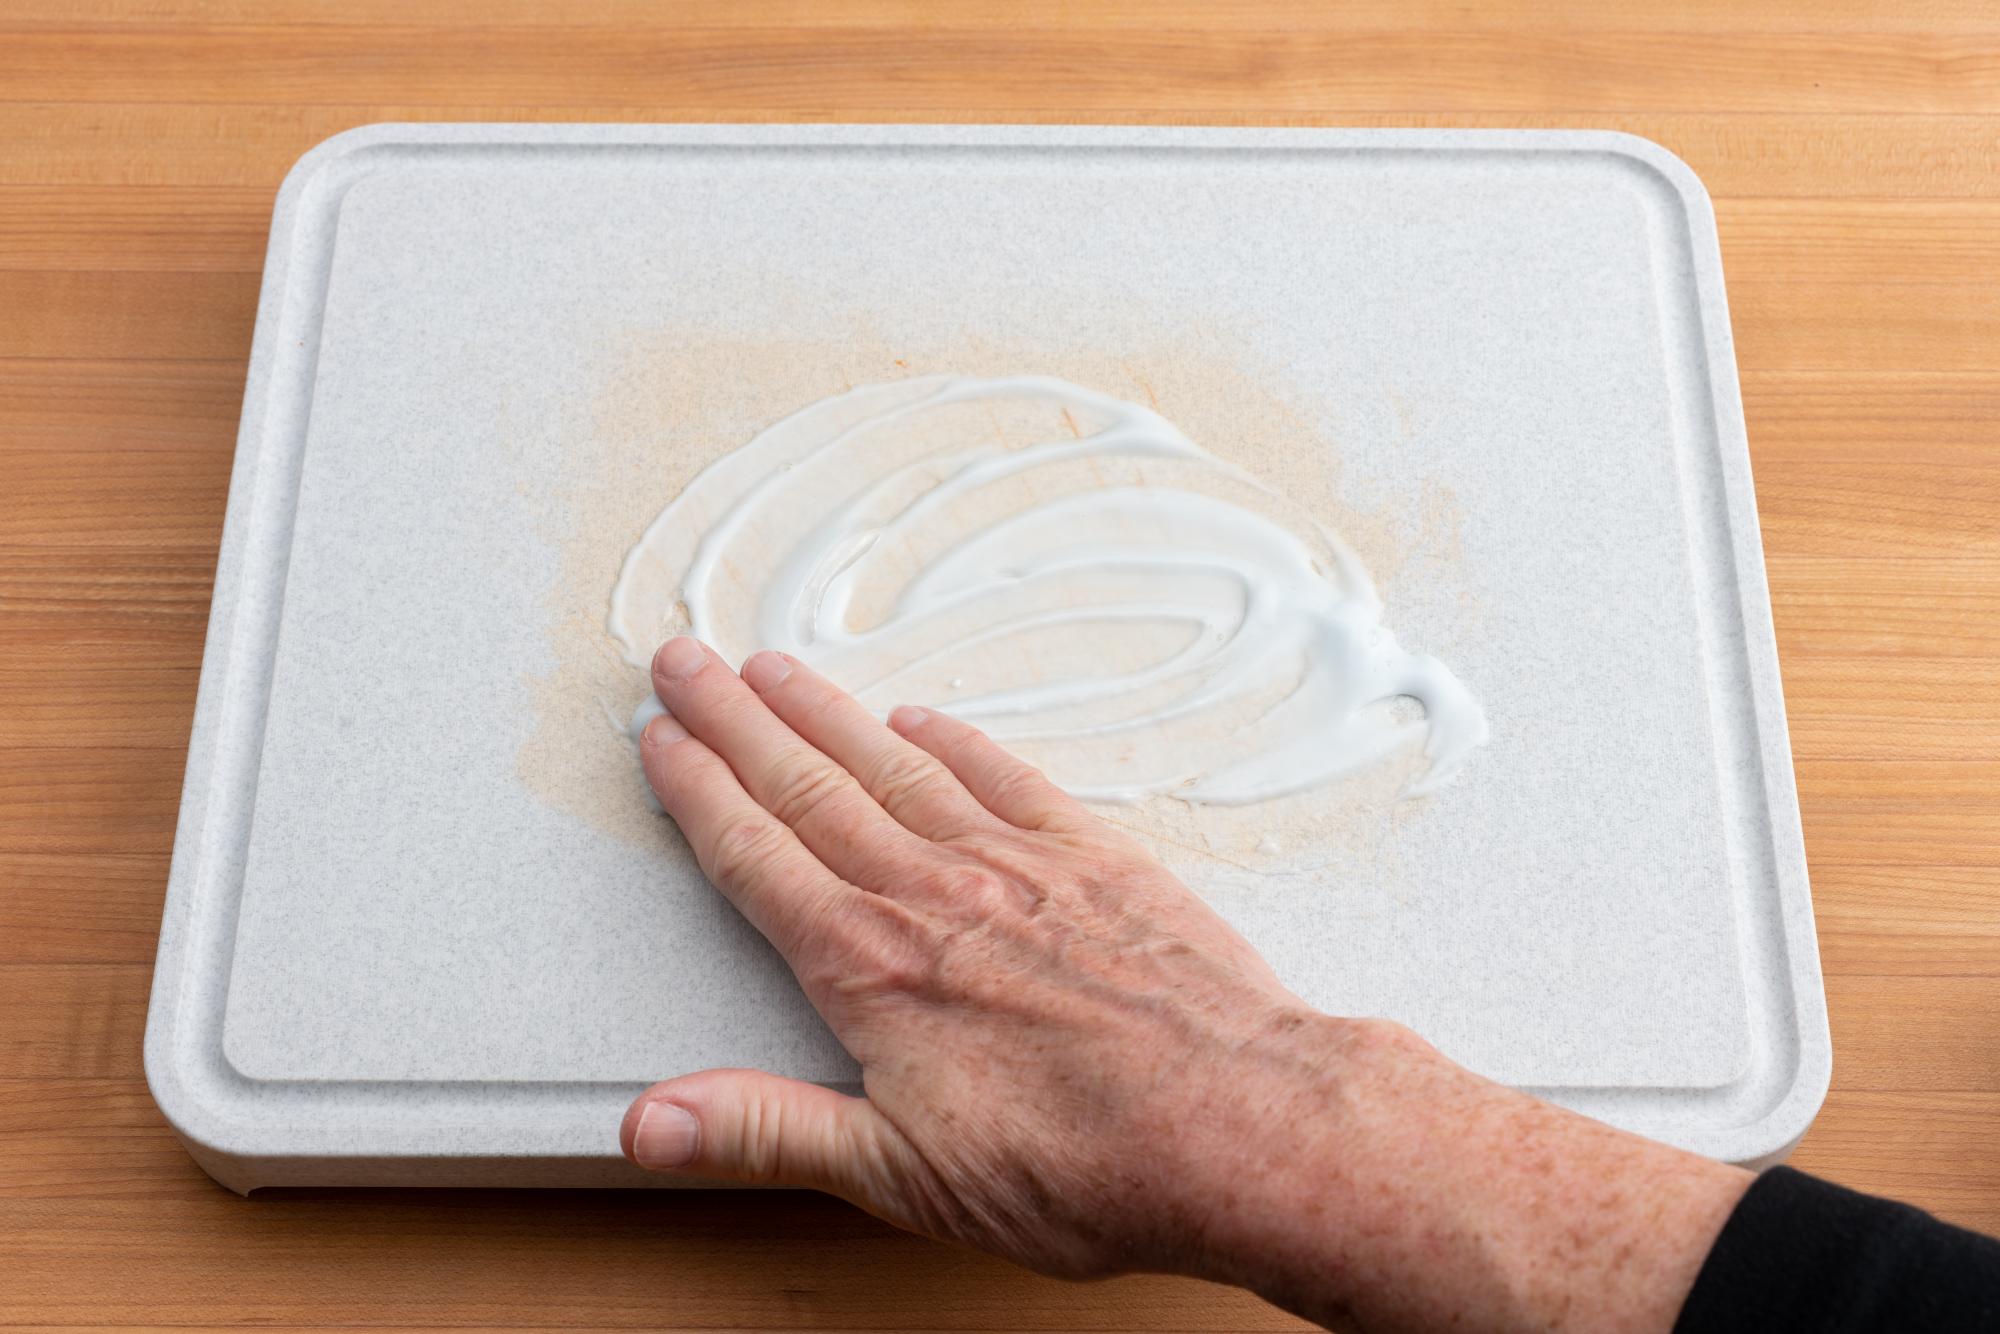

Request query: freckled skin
[{"left": 619, "top": 639, "right": 1751, "bottom": 1333}]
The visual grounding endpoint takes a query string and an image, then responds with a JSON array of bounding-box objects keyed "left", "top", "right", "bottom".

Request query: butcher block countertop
[{"left": 4, "top": 2, "right": 1999, "bottom": 1328}]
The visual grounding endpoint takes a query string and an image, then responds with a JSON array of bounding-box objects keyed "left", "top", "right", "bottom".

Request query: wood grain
[
  {"left": 9, "top": 24, "right": 2000, "bottom": 115},
  {"left": 2, "top": 2, "right": 1997, "bottom": 1327}
]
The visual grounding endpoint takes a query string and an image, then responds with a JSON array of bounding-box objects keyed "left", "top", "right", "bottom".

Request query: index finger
[{"left": 638, "top": 711, "right": 857, "bottom": 964}]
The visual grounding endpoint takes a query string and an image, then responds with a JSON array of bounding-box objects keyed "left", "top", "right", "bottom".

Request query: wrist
[
  {"left": 1173, "top": 1012, "right": 1752, "bottom": 1333},
  {"left": 1169, "top": 1012, "right": 1416, "bottom": 1315}
]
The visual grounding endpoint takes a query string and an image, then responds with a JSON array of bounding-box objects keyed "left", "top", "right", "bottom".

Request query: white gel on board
[{"left": 610, "top": 375, "right": 1486, "bottom": 805}]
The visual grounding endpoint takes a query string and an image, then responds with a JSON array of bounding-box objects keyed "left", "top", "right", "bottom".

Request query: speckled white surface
[{"left": 143, "top": 124, "right": 1828, "bottom": 1193}]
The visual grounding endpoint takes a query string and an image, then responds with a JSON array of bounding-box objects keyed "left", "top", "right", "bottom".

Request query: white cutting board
[{"left": 144, "top": 124, "right": 1828, "bottom": 1192}]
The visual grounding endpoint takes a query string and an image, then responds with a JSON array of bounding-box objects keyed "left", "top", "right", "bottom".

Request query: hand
[
  {"left": 620, "top": 635, "right": 1335, "bottom": 1278},
  {"left": 620, "top": 636, "right": 1752, "bottom": 1331}
]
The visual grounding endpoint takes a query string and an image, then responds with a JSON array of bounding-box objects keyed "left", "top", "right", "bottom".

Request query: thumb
[{"left": 621, "top": 1068, "right": 913, "bottom": 1205}]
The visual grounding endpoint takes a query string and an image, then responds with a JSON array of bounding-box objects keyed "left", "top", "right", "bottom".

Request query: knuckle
[
  {"left": 987, "top": 763, "right": 1053, "bottom": 808},
  {"left": 830, "top": 925, "right": 943, "bottom": 1001},
  {"left": 642, "top": 743, "right": 707, "bottom": 802},
  {"left": 793, "top": 891, "right": 922, "bottom": 1002},
  {"left": 868, "top": 950, "right": 940, "bottom": 998},
  {"left": 733, "top": 1089, "right": 788, "bottom": 1184},
  {"left": 706, "top": 818, "right": 786, "bottom": 888},
  {"left": 929, "top": 863, "right": 1010, "bottom": 904},
  {"left": 760, "top": 751, "right": 850, "bottom": 828},
  {"left": 828, "top": 948, "right": 925, "bottom": 1004},
  {"left": 940, "top": 717, "right": 990, "bottom": 756},
  {"left": 868, "top": 749, "right": 951, "bottom": 815},
  {"left": 643, "top": 762, "right": 688, "bottom": 807},
  {"left": 782, "top": 888, "right": 880, "bottom": 970}
]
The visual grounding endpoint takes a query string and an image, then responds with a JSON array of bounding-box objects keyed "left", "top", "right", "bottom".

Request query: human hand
[
  {"left": 619, "top": 636, "right": 1751, "bottom": 1331},
  {"left": 619, "top": 635, "right": 1350, "bottom": 1279}
]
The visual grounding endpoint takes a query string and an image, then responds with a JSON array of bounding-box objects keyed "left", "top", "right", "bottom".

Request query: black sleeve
[{"left": 1675, "top": 1165, "right": 2000, "bottom": 1332}]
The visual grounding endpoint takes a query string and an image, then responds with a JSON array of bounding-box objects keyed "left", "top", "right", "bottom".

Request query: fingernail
[
  {"left": 642, "top": 713, "right": 689, "bottom": 747},
  {"left": 655, "top": 636, "right": 707, "bottom": 681},
  {"left": 888, "top": 705, "right": 930, "bottom": 732},
  {"left": 632, "top": 1102, "right": 700, "bottom": 1170},
  {"left": 741, "top": 650, "right": 794, "bottom": 693}
]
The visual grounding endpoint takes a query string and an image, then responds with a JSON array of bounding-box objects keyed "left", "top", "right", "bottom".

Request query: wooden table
[{"left": 5, "top": 3, "right": 1998, "bottom": 1328}]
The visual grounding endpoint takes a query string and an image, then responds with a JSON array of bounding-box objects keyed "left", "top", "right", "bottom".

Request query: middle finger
[{"left": 740, "top": 650, "right": 1002, "bottom": 842}]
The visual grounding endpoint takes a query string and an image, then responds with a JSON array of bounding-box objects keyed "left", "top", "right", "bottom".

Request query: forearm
[{"left": 1187, "top": 1015, "right": 1753, "bottom": 1333}]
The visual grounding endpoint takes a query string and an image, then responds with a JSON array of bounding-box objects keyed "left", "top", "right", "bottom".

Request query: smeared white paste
[{"left": 610, "top": 375, "right": 1485, "bottom": 805}]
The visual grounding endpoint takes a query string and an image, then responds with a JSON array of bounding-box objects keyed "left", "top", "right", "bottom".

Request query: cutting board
[{"left": 142, "top": 124, "right": 1828, "bottom": 1191}]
